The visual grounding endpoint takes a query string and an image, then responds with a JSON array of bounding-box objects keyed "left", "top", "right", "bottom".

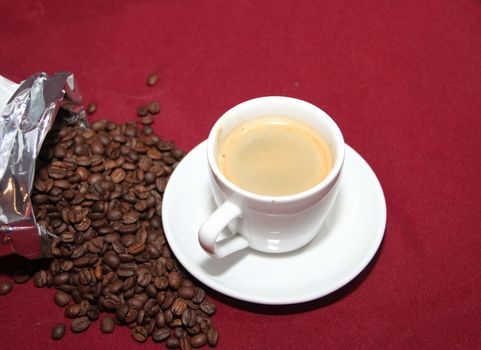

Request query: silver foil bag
[{"left": 0, "top": 72, "right": 85, "bottom": 258}]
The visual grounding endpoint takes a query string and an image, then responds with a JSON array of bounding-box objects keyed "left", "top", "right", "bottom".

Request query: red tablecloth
[{"left": 1, "top": 0, "right": 481, "bottom": 349}]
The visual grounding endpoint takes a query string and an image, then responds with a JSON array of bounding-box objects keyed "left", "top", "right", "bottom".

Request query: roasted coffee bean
[
  {"left": 54, "top": 291, "right": 70, "bottom": 307},
  {"left": 71, "top": 289, "right": 82, "bottom": 304},
  {"left": 200, "top": 301, "right": 216, "bottom": 316},
  {"left": 166, "top": 336, "right": 180, "bottom": 349},
  {"left": 118, "top": 223, "right": 139, "bottom": 234},
  {"left": 124, "top": 307, "right": 139, "bottom": 324},
  {"left": 123, "top": 211, "right": 139, "bottom": 224},
  {"left": 182, "top": 308, "right": 197, "bottom": 328},
  {"left": 189, "top": 333, "right": 207, "bottom": 348},
  {"left": 0, "top": 281, "right": 13, "bottom": 295},
  {"left": 107, "top": 279, "right": 123, "bottom": 294},
  {"left": 54, "top": 272, "right": 70, "bottom": 286},
  {"left": 161, "top": 291, "right": 176, "bottom": 310},
  {"left": 192, "top": 288, "right": 205, "bottom": 304},
  {"left": 151, "top": 327, "right": 170, "bottom": 342},
  {"left": 115, "top": 303, "right": 129, "bottom": 323},
  {"left": 179, "top": 335, "right": 192, "bottom": 350},
  {"left": 171, "top": 298, "right": 188, "bottom": 316},
  {"left": 145, "top": 283, "right": 158, "bottom": 298},
  {"left": 207, "top": 328, "right": 219, "bottom": 346},
  {"left": 87, "top": 306, "right": 100, "bottom": 321},
  {"left": 33, "top": 270, "right": 47, "bottom": 288},
  {"left": 146, "top": 146, "right": 161, "bottom": 160},
  {"left": 103, "top": 294, "right": 122, "bottom": 309},
  {"left": 136, "top": 268, "right": 152, "bottom": 287},
  {"left": 128, "top": 241, "right": 145, "bottom": 255},
  {"left": 155, "top": 177, "right": 167, "bottom": 192},
  {"left": 13, "top": 274, "right": 30, "bottom": 284},
  {"left": 73, "top": 255, "right": 90, "bottom": 268},
  {"left": 78, "top": 300, "right": 91, "bottom": 316},
  {"left": 141, "top": 116, "right": 154, "bottom": 125},
  {"left": 147, "top": 101, "right": 160, "bottom": 115},
  {"left": 117, "top": 267, "right": 135, "bottom": 279},
  {"left": 132, "top": 325, "right": 148, "bottom": 343},
  {"left": 111, "top": 168, "right": 126, "bottom": 183},
  {"left": 137, "top": 106, "right": 148, "bottom": 117},
  {"left": 168, "top": 271, "right": 183, "bottom": 290},
  {"left": 147, "top": 73, "right": 159, "bottom": 86},
  {"left": 178, "top": 286, "right": 195, "bottom": 300},
  {"left": 100, "top": 317, "right": 115, "bottom": 334},
  {"left": 86, "top": 103, "right": 97, "bottom": 115},
  {"left": 103, "top": 253, "right": 120, "bottom": 269},
  {"left": 65, "top": 304, "right": 81, "bottom": 318},
  {"left": 71, "top": 316, "right": 90, "bottom": 333},
  {"left": 155, "top": 310, "right": 166, "bottom": 328},
  {"left": 51, "top": 323, "right": 66, "bottom": 340}
]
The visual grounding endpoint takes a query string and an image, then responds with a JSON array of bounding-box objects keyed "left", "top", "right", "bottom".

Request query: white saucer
[{"left": 163, "top": 141, "right": 386, "bottom": 305}]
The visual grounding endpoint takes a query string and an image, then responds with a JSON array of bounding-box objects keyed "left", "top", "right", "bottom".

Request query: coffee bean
[
  {"left": 147, "top": 147, "right": 162, "bottom": 160},
  {"left": 147, "top": 73, "right": 159, "bottom": 86},
  {"left": 171, "top": 298, "right": 188, "bottom": 316},
  {"left": 147, "top": 96, "right": 160, "bottom": 111},
  {"left": 137, "top": 106, "right": 148, "bottom": 117},
  {"left": 123, "top": 211, "right": 139, "bottom": 224},
  {"left": 124, "top": 307, "right": 139, "bottom": 324},
  {"left": 156, "top": 177, "right": 167, "bottom": 193},
  {"left": 166, "top": 336, "right": 180, "bottom": 349},
  {"left": 13, "top": 274, "right": 30, "bottom": 284},
  {"left": 136, "top": 268, "right": 152, "bottom": 287},
  {"left": 192, "top": 288, "right": 205, "bottom": 304},
  {"left": 132, "top": 325, "right": 148, "bottom": 343},
  {"left": 171, "top": 148, "right": 184, "bottom": 160},
  {"left": 71, "top": 316, "right": 90, "bottom": 333},
  {"left": 128, "top": 241, "right": 145, "bottom": 255},
  {"left": 178, "top": 286, "right": 195, "bottom": 300},
  {"left": 168, "top": 271, "right": 183, "bottom": 290},
  {"left": 100, "top": 317, "right": 115, "bottom": 334},
  {"left": 87, "top": 306, "right": 100, "bottom": 321},
  {"left": 191, "top": 333, "right": 208, "bottom": 348},
  {"left": 103, "top": 253, "right": 120, "bottom": 269},
  {"left": 0, "top": 281, "right": 13, "bottom": 295},
  {"left": 33, "top": 270, "right": 47, "bottom": 288},
  {"left": 102, "top": 294, "right": 121, "bottom": 309},
  {"left": 141, "top": 116, "right": 154, "bottom": 125},
  {"left": 51, "top": 323, "right": 66, "bottom": 340},
  {"left": 152, "top": 327, "right": 171, "bottom": 342},
  {"left": 200, "top": 300, "right": 216, "bottom": 316},
  {"left": 179, "top": 335, "right": 192, "bottom": 350},
  {"left": 207, "top": 328, "right": 219, "bottom": 346},
  {"left": 74, "top": 218, "right": 91, "bottom": 232},
  {"left": 54, "top": 272, "right": 70, "bottom": 286},
  {"left": 182, "top": 308, "right": 197, "bottom": 328},
  {"left": 86, "top": 103, "right": 97, "bottom": 115},
  {"left": 78, "top": 300, "right": 90, "bottom": 316},
  {"left": 115, "top": 303, "right": 129, "bottom": 323},
  {"left": 54, "top": 291, "right": 70, "bottom": 307},
  {"left": 65, "top": 304, "right": 81, "bottom": 318}
]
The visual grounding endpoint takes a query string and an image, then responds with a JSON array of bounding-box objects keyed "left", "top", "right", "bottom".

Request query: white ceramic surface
[
  {"left": 200, "top": 96, "right": 345, "bottom": 257},
  {"left": 163, "top": 141, "right": 386, "bottom": 305}
]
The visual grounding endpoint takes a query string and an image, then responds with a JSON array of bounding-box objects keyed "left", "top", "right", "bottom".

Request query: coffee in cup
[{"left": 217, "top": 115, "right": 333, "bottom": 196}]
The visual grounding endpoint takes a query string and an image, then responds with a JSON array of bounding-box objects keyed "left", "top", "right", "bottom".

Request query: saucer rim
[{"left": 163, "top": 140, "right": 387, "bottom": 305}]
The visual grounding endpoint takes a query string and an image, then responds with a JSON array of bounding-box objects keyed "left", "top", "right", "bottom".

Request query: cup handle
[{"left": 198, "top": 201, "right": 249, "bottom": 258}]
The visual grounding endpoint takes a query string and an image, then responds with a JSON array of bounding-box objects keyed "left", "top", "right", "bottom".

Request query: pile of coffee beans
[{"left": 24, "top": 93, "right": 218, "bottom": 347}]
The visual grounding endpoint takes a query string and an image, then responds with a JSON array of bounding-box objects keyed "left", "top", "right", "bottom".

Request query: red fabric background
[{"left": 1, "top": 0, "right": 481, "bottom": 349}]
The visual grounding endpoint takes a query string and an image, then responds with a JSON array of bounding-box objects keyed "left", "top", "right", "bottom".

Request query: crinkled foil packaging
[{"left": 0, "top": 72, "right": 86, "bottom": 259}]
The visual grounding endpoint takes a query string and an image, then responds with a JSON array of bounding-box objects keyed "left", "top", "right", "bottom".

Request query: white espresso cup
[{"left": 198, "top": 96, "right": 345, "bottom": 258}]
